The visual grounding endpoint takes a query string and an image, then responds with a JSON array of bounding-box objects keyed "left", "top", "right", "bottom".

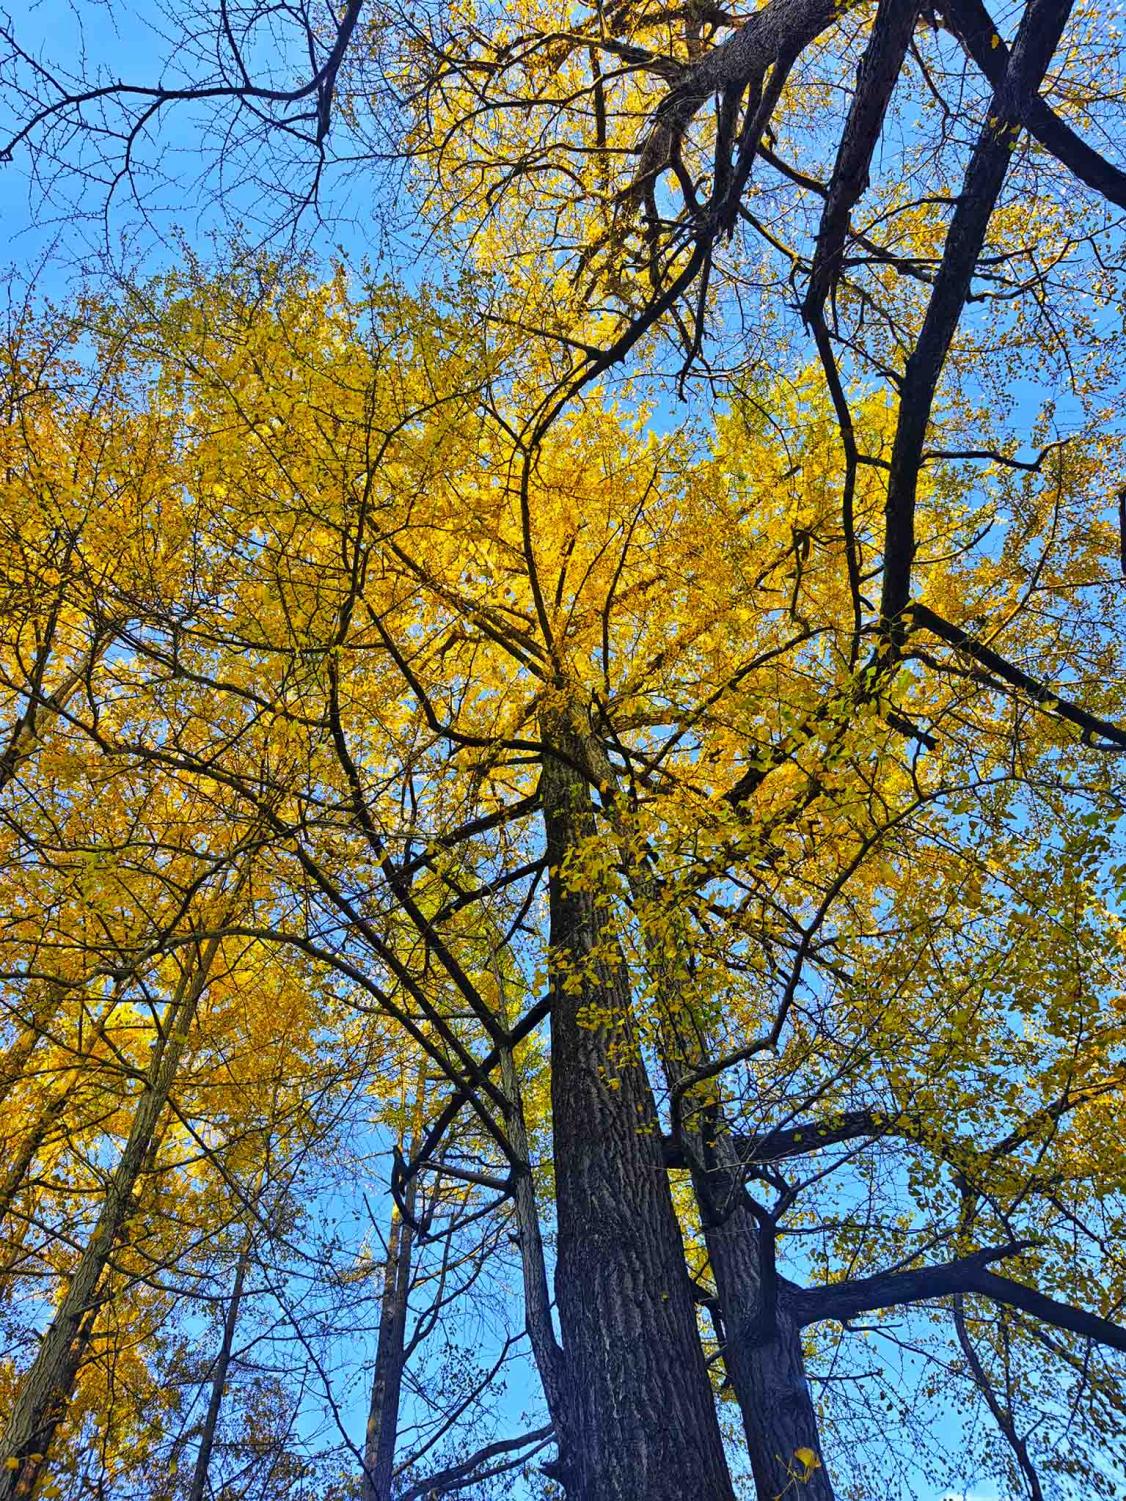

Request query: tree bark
[
  {"left": 540, "top": 702, "right": 734, "bottom": 1501},
  {"left": 739, "top": 1295, "right": 832, "bottom": 1501},
  {"left": 0, "top": 938, "right": 219, "bottom": 1500},
  {"left": 691, "top": 1144, "right": 834, "bottom": 1501},
  {"left": 597, "top": 742, "right": 833, "bottom": 1501},
  {"left": 361, "top": 1187, "right": 415, "bottom": 1501}
]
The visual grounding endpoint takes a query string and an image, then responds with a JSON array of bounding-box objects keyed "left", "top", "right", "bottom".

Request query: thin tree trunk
[
  {"left": 540, "top": 704, "right": 734, "bottom": 1501},
  {"left": 498, "top": 1033, "right": 564, "bottom": 1426},
  {"left": 362, "top": 1065, "right": 428, "bottom": 1501},
  {"left": 953, "top": 1294, "right": 1044, "bottom": 1501},
  {"left": 0, "top": 992, "right": 125, "bottom": 1235},
  {"left": 361, "top": 1187, "right": 415, "bottom": 1501},
  {"left": 0, "top": 983, "right": 64, "bottom": 1105},
  {"left": 0, "top": 937, "right": 221, "bottom": 1499},
  {"left": 188, "top": 1233, "right": 251, "bottom": 1501},
  {"left": 0, "top": 1090, "right": 67, "bottom": 1232}
]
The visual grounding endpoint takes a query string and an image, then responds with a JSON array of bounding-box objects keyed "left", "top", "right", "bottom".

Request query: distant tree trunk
[
  {"left": 188, "top": 1232, "right": 251, "bottom": 1501},
  {"left": 361, "top": 1184, "right": 415, "bottom": 1501},
  {"left": 0, "top": 1095, "right": 60, "bottom": 1227},
  {"left": 0, "top": 982, "right": 64, "bottom": 1102},
  {"left": 362, "top": 1062, "right": 431, "bottom": 1501},
  {"left": 540, "top": 703, "right": 734, "bottom": 1501},
  {"left": 0, "top": 1001, "right": 100, "bottom": 1303},
  {"left": 0, "top": 938, "right": 219, "bottom": 1500},
  {"left": 498, "top": 1031, "right": 565, "bottom": 1428},
  {"left": 0, "top": 994, "right": 123, "bottom": 1238}
]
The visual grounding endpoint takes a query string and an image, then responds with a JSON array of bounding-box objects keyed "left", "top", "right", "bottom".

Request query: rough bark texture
[
  {"left": 593, "top": 726, "right": 833, "bottom": 1501},
  {"left": 737, "top": 1295, "right": 834, "bottom": 1501},
  {"left": 662, "top": 1062, "right": 832, "bottom": 1499},
  {"left": 690, "top": 1145, "right": 835, "bottom": 1501},
  {"left": 540, "top": 704, "right": 734, "bottom": 1501}
]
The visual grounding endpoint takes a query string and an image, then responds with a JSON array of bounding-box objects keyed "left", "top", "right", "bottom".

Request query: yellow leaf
[{"left": 794, "top": 1447, "right": 821, "bottom": 1477}]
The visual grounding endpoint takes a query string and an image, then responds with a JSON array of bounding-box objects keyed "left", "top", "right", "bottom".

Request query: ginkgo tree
[
  {"left": 0, "top": 256, "right": 1123, "bottom": 1501},
  {"left": 2, "top": 0, "right": 1126, "bottom": 1492}
]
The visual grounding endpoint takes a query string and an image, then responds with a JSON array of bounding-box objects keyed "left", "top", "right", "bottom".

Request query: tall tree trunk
[
  {"left": 0, "top": 938, "right": 220, "bottom": 1500},
  {"left": 188, "top": 1233, "right": 251, "bottom": 1501},
  {"left": 593, "top": 733, "right": 834, "bottom": 1501},
  {"left": 540, "top": 703, "right": 734, "bottom": 1501},
  {"left": 361, "top": 1186, "right": 415, "bottom": 1501}
]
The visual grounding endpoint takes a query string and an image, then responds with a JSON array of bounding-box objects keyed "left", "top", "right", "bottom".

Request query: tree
[{"left": 2, "top": 1, "right": 1126, "bottom": 1493}]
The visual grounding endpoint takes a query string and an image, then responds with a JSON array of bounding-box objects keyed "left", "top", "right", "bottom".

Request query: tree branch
[
  {"left": 910, "top": 602, "right": 1126, "bottom": 749},
  {"left": 879, "top": 0, "right": 1077, "bottom": 637},
  {"left": 396, "top": 1424, "right": 554, "bottom": 1501},
  {"left": 795, "top": 1247, "right": 1126, "bottom": 1355},
  {"left": 942, "top": 0, "right": 1126, "bottom": 209}
]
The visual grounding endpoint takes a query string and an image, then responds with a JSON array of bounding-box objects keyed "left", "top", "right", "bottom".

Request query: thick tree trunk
[
  {"left": 188, "top": 1233, "right": 251, "bottom": 1501},
  {"left": 739, "top": 1294, "right": 833, "bottom": 1501},
  {"left": 597, "top": 745, "right": 833, "bottom": 1501},
  {"left": 0, "top": 941, "right": 218, "bottom": 1499},
  {"left": 540, "top": 705, "right": 734, "bottom": 1501},
  {"left": 696, "top": 1154, "right": 834, "bottom": 1501}
]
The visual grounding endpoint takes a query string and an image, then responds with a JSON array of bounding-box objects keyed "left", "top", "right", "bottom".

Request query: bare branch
[{"left": 795, "top": 1246, "right": 1126, "bottom": 1357}]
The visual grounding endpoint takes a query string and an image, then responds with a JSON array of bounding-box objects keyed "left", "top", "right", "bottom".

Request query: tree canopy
[{"left": 0, "top": 1, "right": 1125, "bottom": 1498}]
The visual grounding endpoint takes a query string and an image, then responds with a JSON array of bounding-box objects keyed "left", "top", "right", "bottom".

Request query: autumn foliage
[{"left": 0, "top": 0, "right": 1125, "bottom": 1497}]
